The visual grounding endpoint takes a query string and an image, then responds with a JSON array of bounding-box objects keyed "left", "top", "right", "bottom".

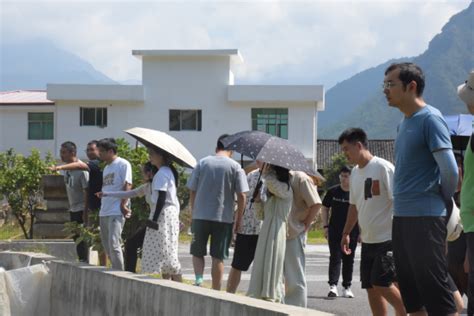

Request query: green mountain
[
  {"left": 319, "top": 2, "right": 474, "bottom": 139},
  {"left": 0, "top": 38, "right": 116, "bottom": 91}
]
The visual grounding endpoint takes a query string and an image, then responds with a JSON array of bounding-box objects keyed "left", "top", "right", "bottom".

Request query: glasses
[{"left": 382, "top": 82, "right": 397, "bottom": 89}]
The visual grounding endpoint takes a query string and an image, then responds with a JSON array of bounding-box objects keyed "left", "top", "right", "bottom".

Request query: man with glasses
[
  {"left": 321, "top": 165, "right": 359, "bottom": 298},
  {"left": 384, "top": 62, "right": 459, "bottom": 316}
]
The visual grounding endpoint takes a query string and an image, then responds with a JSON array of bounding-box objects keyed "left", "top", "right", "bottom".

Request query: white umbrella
[{"left": 124, "top": 127, "right": 197, "bottom": 168}]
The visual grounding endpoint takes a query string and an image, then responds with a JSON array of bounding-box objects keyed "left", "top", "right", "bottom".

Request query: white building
[{"left": 0, "top": 49, "right": 325, "bottom": 168}]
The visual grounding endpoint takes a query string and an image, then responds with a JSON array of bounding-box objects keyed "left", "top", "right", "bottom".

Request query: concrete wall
[{"left": 0, "top": 251, "right": 333, "bottom": 316}]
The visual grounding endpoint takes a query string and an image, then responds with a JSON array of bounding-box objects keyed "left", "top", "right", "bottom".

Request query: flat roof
[
  {"left": 47, "top": 84, "right": 144, "bottom": 102},
  {"left": 0, "top": 90, "right": 54, "bottom": 105},
  {"left": 132, "top": 49, "right": 243, "bottom": 63},
  {"left": 228, "top": 85, "right": 324, "bottom": 104}
]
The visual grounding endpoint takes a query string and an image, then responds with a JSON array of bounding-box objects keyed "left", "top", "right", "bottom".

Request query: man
[
  {"left": 51, "top": 140, "right": 106, "bottom": 265},
  {"left": 339, "top": 128, "right": 406, "bottom": 316},
  {"left": 187, "top": 135, "right": 249, "bottom": 290},
  {"left": 321, "top": 165, "right": 359, "bottom": 298},
  {"left": 57, "top": 141, "right": 89, "bottom": 262},
  {"left": 384, "top": 62, "right": 459, "bottom": 316},
  {"left": 98, "top": 138, "right": 132, "bottom": 270},
  {"left": 284, "top": 170, "right": 322, "bottom": 307},
  {"left": 457, "top": 70, "right": 474, "bottom": 316}
]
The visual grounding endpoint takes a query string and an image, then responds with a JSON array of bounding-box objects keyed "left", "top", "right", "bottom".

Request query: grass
[
  {"left": 0, "top": 221, "right": 25, "bottom": 240},
  {"left": 306, "top": 229, "right": 326, "bottom": 245}
]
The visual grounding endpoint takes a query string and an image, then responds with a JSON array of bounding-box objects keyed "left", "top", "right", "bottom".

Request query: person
[
  {"left": 98, "top": 138, "right": 132, "bottom": 270},
  {"left": 247, "top": 164, "right": 293, "bottom": 303},
  {"left": 187, "top": 135, "right": 248, "bottom": 289},
  {"left": 384, "top": 62, "right": 459, "bottom": 316},
  {"left": 227, "top": 161, "right": 264, "bottom": 293},
  {"left": 54, "top": 141, "right": 89, "bottom": 262},
  {"left": 284, "top": 170, "right": 322, "bottom": 307},
  {"left": 321, "top": 165, "right": 359, "bottom": 298},
  {"left": 339, "top": 128, "right": 406, "bottom": 316},
  {"left": 138, "top": 147, "right": 182, "bottom": 281},
  {"left": 97, "top": 162, "right": 157, "bottom": 273},
  {"left": 50, "top": 140, "right": 106, "bottom": 265},
  {"left": 458, "top": 70, "right": 474, "bottom": 316}
]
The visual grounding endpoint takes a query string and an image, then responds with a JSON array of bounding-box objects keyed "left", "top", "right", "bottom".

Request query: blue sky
[{"left": 1, "top": 0, "right": 471, "bottom": 88}]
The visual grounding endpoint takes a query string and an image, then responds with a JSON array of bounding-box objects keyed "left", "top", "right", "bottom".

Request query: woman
[
  {"left": 247, "top": 164, "right": 293, "bottom": 302},
  {"left": 142, "top": 147, "right": 182, "bottom": 281}
]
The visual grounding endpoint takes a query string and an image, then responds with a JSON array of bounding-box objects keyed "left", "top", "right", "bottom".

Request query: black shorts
[
  {"left": 393, "top": 216, "right": 457, "bottom": 315},
  {"left": 231, "top": 234, "right": 258, "bottom": 271},
  {"left": 360, "top": 240, "right": 396, "bottom": 289}
]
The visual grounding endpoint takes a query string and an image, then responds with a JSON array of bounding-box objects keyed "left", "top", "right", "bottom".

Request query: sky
[{"left": 0, "top": 0, "right": 471, "bottom": 88}]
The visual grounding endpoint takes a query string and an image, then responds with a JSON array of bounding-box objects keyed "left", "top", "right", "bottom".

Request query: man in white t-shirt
[
  {"left": 98, "top": 138, "right": 132, "bottom": 270},
  {"left": 339, "top": 128, "right": 406, "bottom": 316}
]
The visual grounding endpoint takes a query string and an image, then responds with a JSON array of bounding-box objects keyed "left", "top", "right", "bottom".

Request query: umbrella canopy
[
  {"left": 221, "top": 130, "right": 324, "bottom": 180},
  {"left": 124, "top": 127, "right": 197, "bottom": 168}
]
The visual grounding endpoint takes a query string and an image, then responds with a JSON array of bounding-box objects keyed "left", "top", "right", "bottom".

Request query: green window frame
[
  {"left": 251, "top": 108, "right": 288, "bottom": 139},
  {"left": 28, "top": 112, "right": 54, "bottom": 140},
  {"left": 169, "top": 110, "right": 202, "bottom": 131}
]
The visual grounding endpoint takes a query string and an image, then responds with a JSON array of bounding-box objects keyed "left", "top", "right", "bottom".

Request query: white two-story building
[{"left": 0, "top": 49, "right": 325, "bottom": 168}]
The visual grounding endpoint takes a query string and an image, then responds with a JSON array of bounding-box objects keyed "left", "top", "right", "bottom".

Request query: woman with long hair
[{"left": 247, "top": 163, "right": 293, "bottom": 302}]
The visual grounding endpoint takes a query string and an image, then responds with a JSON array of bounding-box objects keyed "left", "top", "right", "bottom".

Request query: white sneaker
[
  {"left": 342, "top": 287, "right": 354, "bottom": 298},
  {"left": 327, "top": 285, "right": 338, "bottom": 298}
]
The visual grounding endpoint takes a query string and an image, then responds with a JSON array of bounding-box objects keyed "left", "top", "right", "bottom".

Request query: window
[
  {"left": 251, "top": 108, "right": 288, "bottom": 139},
  {"left": 80, "top": 107, "right": 107, "bottom": 127},
  {"left": 28, "top": 112, "right": 54, "bottom": 140},
  {"left": 169, "top": 110, "right": 202, "bottom": 131}
]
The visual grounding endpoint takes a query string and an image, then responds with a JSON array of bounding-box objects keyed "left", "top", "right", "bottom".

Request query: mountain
[
  {"left": 319, "top": 2, "right": 474, "bottom": 139},
  {"left": 0, "top": 38, "right": 116, "bottom": 90}
]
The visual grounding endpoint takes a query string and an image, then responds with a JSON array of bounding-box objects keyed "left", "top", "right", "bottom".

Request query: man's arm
[
  {"left": 303, "top": 203, "right": 322, "bottom": 232},
  {"left": 234, "top": 192, "right": 247, "bottom": 234},
  {"left": 50, "top": 160, "right": 89, "bottom": 171},
  {"left": 321, "top": 205, "right": 330, "bottom": 239},
  {"left": 341, "top": 204, "right": 358, "bottom": 255},
  {"left": 83, "top": 189, "right": 89, "bottom": 225},
  {"left": 433, "top": 149, "right": 459, "bottom": 202},
  {"left": 189, "top": 190, "right": 196, "bottom": 216},
  {"left": 121, "top": 182, "right": 132, "bottom": 217}
]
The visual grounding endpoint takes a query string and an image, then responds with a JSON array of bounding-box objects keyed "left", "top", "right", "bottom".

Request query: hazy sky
[{"left": 1, "top": 0, "right": 471, "bottom": 87}]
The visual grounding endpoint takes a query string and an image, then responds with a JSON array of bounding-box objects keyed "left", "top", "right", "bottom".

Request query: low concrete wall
[
  {"left": 0, "top": 251, "right": 55, "bottom": 270},
  {"left": 1, "top": 251, "right": 333, "bottom": 316},
  {"left": 0, "top": 239, "right": 77, "bottom": 261}
]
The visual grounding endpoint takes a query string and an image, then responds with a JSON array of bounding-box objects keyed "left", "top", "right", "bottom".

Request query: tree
[
  {"left": 323, "top": 153, "right": 349, "bottom": 191},
  {"left": 0, "top": 149, "right": 54, "bottom": 238}
]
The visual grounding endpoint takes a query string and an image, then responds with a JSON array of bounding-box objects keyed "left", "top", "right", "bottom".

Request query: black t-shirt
[
  {"left": 322, "top": 185, "right": 359, "bottom": 235},
  {"left": 87, "top": 160, "right": 103, "bottom": 210}
]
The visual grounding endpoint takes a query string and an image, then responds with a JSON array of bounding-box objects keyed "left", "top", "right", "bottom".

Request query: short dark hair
[
  {"left": 338, "top": 128, "right": 368, "bottom": 148},
  {"left": 385, "top": 62, "right": 425, "bottom": 97},
  {"left": 61, "top": 141, "right": 77, "bottom": 154},
  {"left": 97, "top": 138, "right": 118, "bottom": 154},
  {"left": 339, "top": 165, "right": 352, "bottom": 174},
  {"left": 87, "top": 140, "right": 99, "bottom": 147},
  {"left": 216, "top": 134, "right": 229, "bottom": 151}
]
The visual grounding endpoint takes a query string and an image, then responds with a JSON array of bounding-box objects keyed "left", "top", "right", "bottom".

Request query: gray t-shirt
[
  {"left": 187, "top": 155, "right": 249, "bottom": 223},
  {"left": 63, "top": 167, "right": 89, "bottom": 212}
]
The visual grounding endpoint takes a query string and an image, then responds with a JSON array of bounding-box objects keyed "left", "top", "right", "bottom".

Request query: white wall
[
  {"left": 54, "top": 101, "right": 144, "bottom": 159},
  {"left": 0, "top": 106, "right": 56, "bottom": 156}
]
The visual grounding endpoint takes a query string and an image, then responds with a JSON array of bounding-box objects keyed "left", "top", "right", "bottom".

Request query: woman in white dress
[{"left": 142, "top": 147, "right": 182, "bottom": 281}]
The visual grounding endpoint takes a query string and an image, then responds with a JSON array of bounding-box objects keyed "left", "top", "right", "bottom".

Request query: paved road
[{"left": 178, "top": 243, "right": 377, "bottom": 315}]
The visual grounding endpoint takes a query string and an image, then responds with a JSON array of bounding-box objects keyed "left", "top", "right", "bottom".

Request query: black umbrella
[{"left": 221, "top": 130, "right": 324, "bottom": 180}]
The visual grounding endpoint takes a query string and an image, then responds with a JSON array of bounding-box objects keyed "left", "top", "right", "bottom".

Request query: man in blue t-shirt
[{"left": 384, "top": 62, "right": 459, "bottom": 316}]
